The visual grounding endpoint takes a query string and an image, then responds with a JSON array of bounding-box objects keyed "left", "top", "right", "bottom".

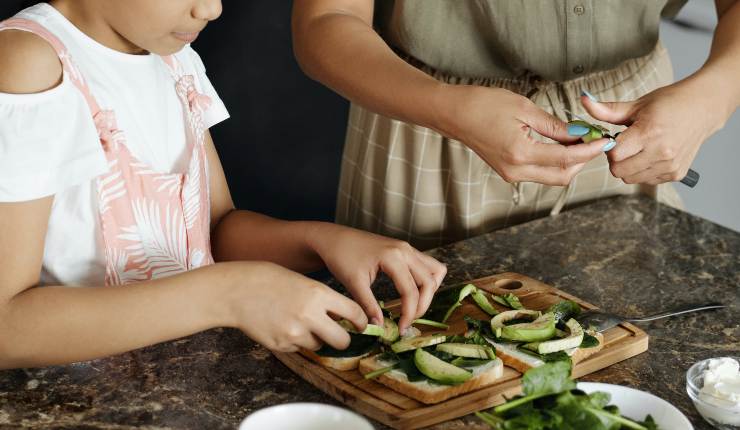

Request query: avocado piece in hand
[
  {"left": 568, "top": 120, "right": 604, "bottom": 143},
  {"left": 338, "top": 319, "right": 385, "bottom": 337},
  {"left": 380, "top": 318, "right": 400, "bottom": 344}
]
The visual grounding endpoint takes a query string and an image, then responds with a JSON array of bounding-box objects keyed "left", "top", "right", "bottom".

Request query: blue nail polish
[
  {"left": 582, "top": 90, "right": 598, "bottom": 102},
  {"left": 602, "top": 138, "right": 616, "bottom": 152},
  {"left": 567, "top": 124, "right": 590, "bottom": 136}
]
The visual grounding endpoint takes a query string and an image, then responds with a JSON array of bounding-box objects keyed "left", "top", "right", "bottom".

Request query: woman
[{"left": 292, "top": 0, "right": 740, "bottom": 249}]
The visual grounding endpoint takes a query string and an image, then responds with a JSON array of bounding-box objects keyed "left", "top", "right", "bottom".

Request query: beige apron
[{"left": 335, "top": 43, "right": 682, "bottom": 250}]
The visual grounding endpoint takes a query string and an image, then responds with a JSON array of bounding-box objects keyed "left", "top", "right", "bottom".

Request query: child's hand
[
  {"left": 306, "top": 224, "right": 447, "bottom": 331},
  {"left": 222, "top": 261, "right": 367, "bottom": 352}
]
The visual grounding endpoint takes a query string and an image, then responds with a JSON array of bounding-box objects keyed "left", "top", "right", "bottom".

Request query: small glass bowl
[{"left": 686, "top": 357, "right": 740, "bottom": 430}]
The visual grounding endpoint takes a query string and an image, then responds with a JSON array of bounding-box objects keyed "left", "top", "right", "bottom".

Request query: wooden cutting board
[{"left": 272, "top": 272, "right": 648, "bottom": 430}]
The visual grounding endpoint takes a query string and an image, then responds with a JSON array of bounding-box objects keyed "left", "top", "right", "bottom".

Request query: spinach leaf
[
  {"left": 397, "top": 355, "right": 427, "bottom": 382},
  {"left": 638, "top": 415, "right": 659, "bottom": 430},
  {"left": 547, "top": 300, "right": 582, "bottom": 324},
  {"left": 314, "top": 333, "right": 378, "bottom": 357},
  {"left": 429, "top": 350, "right": 456, "bottom": 363},
  {"left": 580, "top": 333, "right": 600, "bottom": 348},
  {"left": 522, "top": 361, "right": 576, "bottom": 397},
  {"left": 423, "top": 284, "right": 466, "bottom": 322}
]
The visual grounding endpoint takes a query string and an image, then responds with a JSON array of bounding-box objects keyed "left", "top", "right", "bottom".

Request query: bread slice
[
  {"left": 300, "top": 348, "right": 374, "bottom": 371},
  {"left": 570, "top": 332, "right": 605, "bottom": 365},
  {"left": 359, "top": 355, "right": 505, "bottom": 404},
  {"left": 486, "top": 332, "right": 605, "bottom": 373}
]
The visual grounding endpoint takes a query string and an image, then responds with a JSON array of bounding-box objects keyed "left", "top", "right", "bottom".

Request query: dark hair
[{"left": 18, "top": 1, "right": 41, "bottom": 12}]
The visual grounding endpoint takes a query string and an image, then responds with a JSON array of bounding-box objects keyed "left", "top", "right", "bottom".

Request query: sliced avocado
[
  {"left": 414, "top": 348, "right": 472, "bottom": 384},
  {"left": 412, "top": 318, "right": 450, "bottom": 329},
  {"left": 503, "top": 293, "right": 524, "bottom": 310},
  {"left": 491, "top": 309, "right": 540, "bottom": 329},
  {"left": 391, "top": 334, "right": 447, "bottom": 354},
  {"left": 471, "top": 289, "right": 499, "bottom": 315},
  {"left": 450, "top": 357, "right": 494, "bottom": 368},
  {"left": 436, "top": 343, "right": 496, "bottom": 359},
  {"left": 338, "top": 320, "right": 385, "bottom": 337},
  {"left": 568, "top": 120, "right": 604, "bottom": 143},
  {"left": 380, "top": 318, "right": 400, "bottom": 344},
  {"left": 500, "top": 312, "right": 557, "bottom": 343},
  {"left": 441, "top": 284, "right": 477, "bottom": 323},
  {"left": 491, "top": 295, "right": 510, "bottom": 307},
  {"left": 525, "top": 318, "right": 584, "bottom": 354}
]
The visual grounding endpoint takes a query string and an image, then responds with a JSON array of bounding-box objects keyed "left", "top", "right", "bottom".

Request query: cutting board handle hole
[{"left": 494, "top": 279, "right": 523, "bottom": 290}]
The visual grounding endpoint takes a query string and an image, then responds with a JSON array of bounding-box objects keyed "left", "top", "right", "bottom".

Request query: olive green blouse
[{"left": 374, "top": 0, "right": 688, "bottom": 81}]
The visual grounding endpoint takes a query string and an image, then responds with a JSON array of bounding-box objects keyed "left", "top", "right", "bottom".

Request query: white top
[{"left": 0, "top": 3, "right": 229, "bottom": 286}]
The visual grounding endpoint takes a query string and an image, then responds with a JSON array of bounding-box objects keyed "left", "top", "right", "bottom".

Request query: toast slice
[
  {"left": 487, "top": 332, "right": 605, "bottom": 373},
  {"left": 300, "top": 348, "right": 374, "bottom": 371},
  {"left": 359, "top": 354, "right": 505, "bottom": 404}
]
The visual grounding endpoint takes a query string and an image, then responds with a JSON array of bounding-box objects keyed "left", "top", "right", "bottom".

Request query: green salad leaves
[{"left": 476, "top": 362, "right": 660, "bottom": 430}]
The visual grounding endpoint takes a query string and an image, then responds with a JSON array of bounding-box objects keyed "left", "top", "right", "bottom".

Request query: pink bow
[
  {"left": 188, "top": 89, "right": 212, "bottom": 112},
  {"left": 179, "top": 75, "right": 212, "bottom": 112},
  {"left": 94, "top": 110, "right": 121, "bottom": 146}
]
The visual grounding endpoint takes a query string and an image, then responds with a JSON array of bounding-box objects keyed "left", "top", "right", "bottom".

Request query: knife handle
[{"left": 680, "top": 169, "right": 700, "bottom": 188}]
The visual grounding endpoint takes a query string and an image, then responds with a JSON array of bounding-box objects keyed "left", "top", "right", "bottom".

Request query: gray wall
[{"left": 661, "top": 0, "right": 740, "bottom": 232}]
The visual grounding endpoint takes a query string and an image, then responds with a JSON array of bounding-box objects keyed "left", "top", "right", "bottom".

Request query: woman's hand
[
  {"left": 580, "top": 77, "right": 733, "bottom": 185},
  {"left": 439, "top": 85, "right": 612, "bottom": 186},
  {"left": 306, "top": 223, "right": 447, "bottom": 331},
  {"left": 222, "top": 261, "right": 368, "bottom": 353}
]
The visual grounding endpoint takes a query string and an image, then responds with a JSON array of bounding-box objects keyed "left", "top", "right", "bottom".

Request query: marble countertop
[{"left": 1, "top": 195, "right": 738, "bottom": 429}]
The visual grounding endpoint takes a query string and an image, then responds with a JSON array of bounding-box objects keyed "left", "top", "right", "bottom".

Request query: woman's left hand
[
  {"left": 306, "top": 223, "right": 447, "bottom": 331},
  {"left": 580, "top": 78, "right": 733, "bottom": 185}
]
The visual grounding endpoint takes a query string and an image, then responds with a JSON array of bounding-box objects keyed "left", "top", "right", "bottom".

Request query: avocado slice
[
  {"left": 523, "top": 318, "right": 585, "bottom": 354},
  {"left": 414, "top": 348, "right": 472, "bottom": 384},
  {"left": 436, "top": 343, "right": 496, "bottom": 359},
  {"left": 568, "top": 120, "right": 604, "bottom": 143},
  {"left": 441, "top": 284, "right": 477, "bottom": 323},
  {"left": 338, "top": 320, "right": 385, "bottom": 337},
  {"left": 500, "top": 312, "right": 557, "bottom": 343},
  {"left": 471, "top": 289, "right": 499, "bottom": 316},
  {"left": 491, "top": 310, "right": 540, "bottom": 329},
  {"left": 391, "top": 334, "right": 447, "bottom": 354},
  {"left": 379, "top": 318, "right": 400, "bottom": 344},
  {"left": 450, "top": 357, "right": 494, "bottom": 368}
]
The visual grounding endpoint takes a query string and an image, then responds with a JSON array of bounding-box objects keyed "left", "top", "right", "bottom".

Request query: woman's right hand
[
  {"left": 439, "top": 85, "right": 612, "bottom": 186},
  {"left": 219, "top": 261, "right": 368, "bottom": 353}
]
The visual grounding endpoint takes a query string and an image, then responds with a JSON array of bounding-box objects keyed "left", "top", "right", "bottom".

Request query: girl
[{"left": 0, "top": 0, "right": 447, "bottom": 369}]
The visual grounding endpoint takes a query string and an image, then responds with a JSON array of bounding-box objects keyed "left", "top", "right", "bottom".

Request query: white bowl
[
  {"left": 239, "top": 403, "right": 374, "bottom": 430},
  {"left": 578, "top": 382, "right": 693, "bottom": 429},
  {"left": 686, "top": 357, "right": 740, "bottom": 429}
]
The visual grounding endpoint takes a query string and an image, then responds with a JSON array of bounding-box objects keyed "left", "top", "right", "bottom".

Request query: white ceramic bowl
[
  {"left": 239, "top": 403, "right": 374, "bottom": 430},
  {"left": 686, "top": 357, "right": 740, "bottom": 430},
  {"left": 578, "top": 382, "right": 693, "bottom": 429}
]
